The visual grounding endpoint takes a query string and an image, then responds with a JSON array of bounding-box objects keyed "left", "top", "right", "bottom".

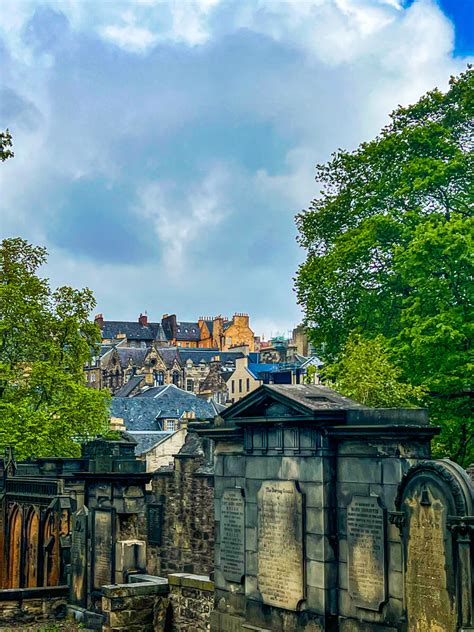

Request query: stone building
[
  {"left": 195, "top": 383, "right": 474, "bottom": 632},
  {"left": 96, "top": 313, "right": 168, "bottom": 347},
  {"left": 85, "top": 344, "right": 184, "bottom": 395},
  {"left": 179, "top": 349, "right": 244, "bottom": 398},
  {"left": 110, "top": 383, "right": 221, "bottom": 433}
]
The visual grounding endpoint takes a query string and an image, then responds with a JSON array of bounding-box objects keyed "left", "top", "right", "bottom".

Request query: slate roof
[
  {"left": 114, "top": 375, "right": 145, "bottom": 397},
  {"left": 175, "top": 321, "right": 200, "bottom": 341},
  {"left": 101, "top": 320, "right": 167, "bottom": 342},
  {"left": 117, "top": 347, "right": 148, "bottom": 368},
  {"left": 263, "top": 384, "right": 366, "bottom": 411},
  {"left": 158, "top": 347, "right": 182, "bottom": 369},
  {"left": 124, "top": 431, "right": 174, "bottom": 455},
  {"left": 110, "top": 385, "right": 218, "bottom": 430},
  {"left": 178, "top": 349, "right": 244, "bottom": 365}
]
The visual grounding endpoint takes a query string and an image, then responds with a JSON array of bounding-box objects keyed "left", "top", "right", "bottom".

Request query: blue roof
[{"left": 110, "top": 384, "right": 217, "bottom": 430}]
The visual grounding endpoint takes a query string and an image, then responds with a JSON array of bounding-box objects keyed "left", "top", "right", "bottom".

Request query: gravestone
[
  {"left": 70, "top": 506, "right": 88, "bottom": 606},
  {"left": 257, "top": 480, "right": 304, "bottom": 610},
  {"left": 221, "top": 488, "right": 245, "bottom": 583},
  {"left": 92, "top": 509, "right": 114, "bottom": 590},
  {"left": 347, "top": 495, "right": 386, "bottom": 610},
  {"left": 394, "top": 460, "right": 474, "bottom": 632}
]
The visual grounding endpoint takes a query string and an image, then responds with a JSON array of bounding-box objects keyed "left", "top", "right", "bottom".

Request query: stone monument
[{"left": 196, "top": 383, "right": 439, "bottom": 631}]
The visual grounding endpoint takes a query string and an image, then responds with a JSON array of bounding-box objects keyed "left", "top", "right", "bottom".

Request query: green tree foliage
[
  {"left": 295, "top": 68, "right": 473, "bottom": 465},
  {"left": 0, "top": 129, "right": 14, "bottom": 162},
  {"left": 0, "top": 238, "right": 110, "bottom": 459},
  {"left": 324, "top": 334, "right": 425, "bottom": 408}
]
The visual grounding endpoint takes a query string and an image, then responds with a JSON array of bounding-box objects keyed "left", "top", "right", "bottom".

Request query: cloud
[
  {"left": 0, "top": 0, "right": 471, "bottom": 335},
  {"left": 100, "top": 23, "right": 158, "bottom": 53}
]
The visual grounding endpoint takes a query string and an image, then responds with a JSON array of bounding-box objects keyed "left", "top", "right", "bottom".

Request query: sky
[{"left": 0, "top": 0, "right": 472, "bottom": 339}]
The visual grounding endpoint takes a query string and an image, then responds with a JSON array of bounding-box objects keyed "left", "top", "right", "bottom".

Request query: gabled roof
[
  {"left": 157, "top": 347, "right": 182, "bottom": 369},
  {"left": 125, "top": 431, "right": 174, "bottom": 455},
  {"left": 101, "top": 320, "right": 167, "bottom": 342},
  {"left": 116, "top": 347, "right": 148, "bottom": 368},
  {"left": 110, "top": 385, "right": 217, "bottom": 430},
  {"left": 115, "top": 374, "right": 145, "bottom": 397},
  {"left": 219, "top": 384, "right": 428, "bottom": 427}
]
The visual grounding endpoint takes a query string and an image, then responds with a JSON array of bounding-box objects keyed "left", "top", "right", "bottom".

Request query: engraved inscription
[
  {"left": 404, "top": 488, "right": 456, "bottom": 632},
  {"left": 257, "top": 480, "right": 304, "bottom": 610},
  {"left": 221, "top": 488, "right": 245, "bottom": 582},
  {"left": 71, "top": 507, "right": 88, "bottom": 605},
  {"left": 148, "top": 504, "right": 163, "bottom": 546},
  {"left": 93, "top": 510, "right": 113, "bottom": 589},
  {"left": 347, "top": 496, "right": 386, "bottom": 610}
]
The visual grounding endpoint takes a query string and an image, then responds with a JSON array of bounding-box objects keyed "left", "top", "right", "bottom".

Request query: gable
[{"left": 222, "top": 387, "right": 308, "bottom": 421}]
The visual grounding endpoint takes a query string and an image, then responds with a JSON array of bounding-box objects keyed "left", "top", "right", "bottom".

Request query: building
[
  {"left": 95, "top": 313, "right": 168, "bottom": 347},
  {"left": 110, "top": 383, "right": 222, "bottom": 432}
]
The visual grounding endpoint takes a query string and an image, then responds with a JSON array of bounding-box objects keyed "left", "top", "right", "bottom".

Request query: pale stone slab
[
  {"left": 221, "top": 488, "right": 245, "bottom": 582},
  {"left": 347, "top": 495, "right": 386, "bottom": 610},
  {"left": 257, "top": 480, "right": 304, "bottom": 610}
]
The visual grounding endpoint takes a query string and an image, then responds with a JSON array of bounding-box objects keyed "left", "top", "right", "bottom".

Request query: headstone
[
  {"left": 71, "top": 506, "right": 88, "bottom": 605},
  {"left": 92, "top": 509, "right": 114, "bottom": 590},
  {"left": 257, "top": 480, "right": 304, "bottom": 610},
  {"left": 402, "top": 485, "right": 457, "bottom": 632},
  {"left": 221, "top": 488, "right": 245, "bottom": 582},
  {"left": 148, "top": 503, "right": 164, "bottom": 546},
  {"left": 347, "top": 495, "right": 386, "bottom": 610}
]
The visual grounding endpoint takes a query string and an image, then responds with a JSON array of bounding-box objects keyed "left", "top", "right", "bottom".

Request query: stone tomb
[{"left": 196, "top": 383, "right": 439, "bottom": 631}]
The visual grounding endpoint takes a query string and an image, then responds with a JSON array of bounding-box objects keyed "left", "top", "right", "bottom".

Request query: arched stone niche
[
  {"left": 391, "top": 459, "right": 474, "bottom": 632},
  {"left": 8, "top": 505, "right": 22, "bottom": 588}
]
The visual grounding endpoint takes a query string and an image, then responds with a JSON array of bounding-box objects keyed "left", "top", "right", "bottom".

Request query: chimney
[
  {"left": 139, "top": 313, "right": 148, "bottom": 326},
  {"left": 95, "top": 313, "right": 104, "bottom": 328}
]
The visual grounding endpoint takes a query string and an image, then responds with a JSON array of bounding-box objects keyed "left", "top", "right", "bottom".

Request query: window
[
  {"left": 186, "top": 379, "right": 194, "bottom": 392},
  {"left": 155, "top": 371, "right": 165, "bottom": 386},
  {"left": 91, "top": 373, "right": 96, "bottom": 382},
  {"left": 246, "top": 378, "right": 250, "bottom": 391},
  {"left": 231, "top": 381, "right": 235, "bottom": 394},
  {"left": 172, "top": 371, "right": 181, "bottom": 386},
  {"left": 166, "top": 419, "right": 177, "bottom": 431},
  {"left": 239, "top": 379, "right": 242, "bottom": 393}
]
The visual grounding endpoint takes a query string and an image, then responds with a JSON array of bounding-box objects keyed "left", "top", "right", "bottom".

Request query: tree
[
  {"left": 324, "top": 334, "right": 425, "bottom": 408},
  {"left": 295, "top": 68, "right": 473, "bottom": 465},
  {"left": 0, "top": 129, "right": 14, "bottom": 162},
  {"left": 0, "top": 238, "right": 110, "bottom": 459}
]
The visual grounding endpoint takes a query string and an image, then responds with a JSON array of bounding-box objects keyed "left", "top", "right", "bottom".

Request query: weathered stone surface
[
  {"left": 404, "top": 487, "right": 457, "bottom": 632},
  {"left": 256, "top": 480, "right": 304, "bottom": 610},
  {"left": 221, "top": 488, "right": 245, "bottom": 583},
  {"left": 346, "top": 495, "right": 386, "bottom": 610},
  {"left": 93, "top": 509, "right": 114, "bottom": 589}
]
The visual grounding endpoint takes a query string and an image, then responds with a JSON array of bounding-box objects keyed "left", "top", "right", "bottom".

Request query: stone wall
[
  {"left": 147, "top": 433, "right": 214, "bottom": 577},
  {"left": 101, "top": 578, "right": 169, "bottom": 632},
  {"left": 0, "top": 586, "right": 68, "bottom": 625},
  {"left": 168, "top": 574, "right": 214, "bottom": 632}
]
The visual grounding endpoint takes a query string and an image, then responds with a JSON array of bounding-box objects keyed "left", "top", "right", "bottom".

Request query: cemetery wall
[
  {"left": 148, "top": 434, "right": 214, "bottom": 577},
  {"left": 168, "top": 573, "right": 214, "bottom": 631},
  {"left": 0, "top": 586, "right": 68, "bottom": 624}
]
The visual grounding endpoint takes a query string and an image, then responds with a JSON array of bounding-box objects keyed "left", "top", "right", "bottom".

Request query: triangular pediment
[
  {"left": 222, "top": 386, "right": 310, "bottom": 421},
  {"left": 222, "top": 383, "right": 360, "bottom": 422}
]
